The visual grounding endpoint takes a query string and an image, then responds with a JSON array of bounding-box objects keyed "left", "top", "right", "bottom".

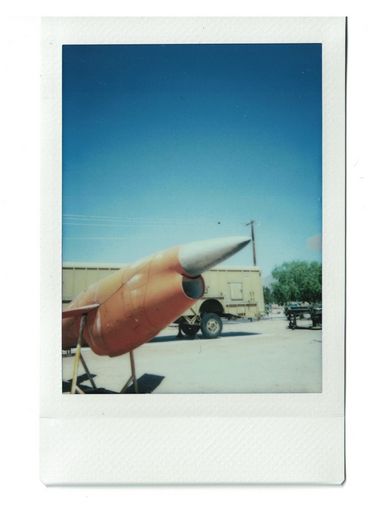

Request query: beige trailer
[
  {"left": 177, "top": 266, "right": 264, "bottom": 338},
  {"left": 62, "top": 263, "right": 264, "bottom": 339}
]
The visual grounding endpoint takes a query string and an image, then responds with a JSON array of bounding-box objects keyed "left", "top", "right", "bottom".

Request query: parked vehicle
[
  {"left": 285, "top": 302, "right": 322, "bottom": 329},
  {"left": 62, "top": 264, "right": 265, "bottom": 339},
  {"left": 176, "top": 266, "right": 265, "bottom": 338}
]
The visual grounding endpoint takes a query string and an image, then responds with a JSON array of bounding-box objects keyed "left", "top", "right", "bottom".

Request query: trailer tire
[
  {"left": 200, "top": 313, "right": 223, "bottom": 339},
  {"left": 181, "top": 323, "right": 200, "bottom": 338}
]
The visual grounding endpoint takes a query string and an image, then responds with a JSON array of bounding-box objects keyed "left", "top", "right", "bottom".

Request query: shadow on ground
[
  {"left": 151, "top": 331, "right": 261, "bottom": 343},
  {"left": 288, "top": 326, "right": 322, "bottom": 331},
  {"left": 63, "top": 373, "right": 165, "bottom": 394}
]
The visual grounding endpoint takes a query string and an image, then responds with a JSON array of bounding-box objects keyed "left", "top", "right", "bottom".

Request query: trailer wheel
[
  {"left": 200, "top": 313, "right": 223, "bottom": 339},
  {"left": 181, "top": 323, "right": 200, "bottom": 338}
]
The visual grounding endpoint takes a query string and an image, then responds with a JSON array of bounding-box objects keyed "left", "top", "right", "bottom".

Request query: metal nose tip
[{"left": 178, "top": 236, "right": 251, "bottom": 277}]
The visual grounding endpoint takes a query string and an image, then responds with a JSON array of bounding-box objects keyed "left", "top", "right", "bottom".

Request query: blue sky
[{"left": 62, "top": 44, "right": 322, "bottom": 277}]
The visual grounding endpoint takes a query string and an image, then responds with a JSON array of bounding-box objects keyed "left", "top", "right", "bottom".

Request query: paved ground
[{"left": 62, "top": 316, "right": 322, "bottom": 394}]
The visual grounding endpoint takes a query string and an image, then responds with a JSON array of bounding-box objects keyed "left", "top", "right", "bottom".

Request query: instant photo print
[{"left": 41, "top": 17, "right": 346, "bottom": 485}]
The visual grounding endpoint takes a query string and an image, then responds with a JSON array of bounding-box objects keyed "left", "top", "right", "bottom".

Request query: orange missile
[{"left": 62, "top": 237, "right": 251, "bottom": 357}]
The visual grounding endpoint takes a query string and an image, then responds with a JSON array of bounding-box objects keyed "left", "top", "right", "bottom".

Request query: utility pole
[{"left": 246, "top": 220, "right": 257, "bottom": 266}]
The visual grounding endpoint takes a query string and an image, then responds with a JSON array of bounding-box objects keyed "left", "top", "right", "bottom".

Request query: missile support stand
[{"left": 68, "top": 313, "right": 139, "bottom": 394}]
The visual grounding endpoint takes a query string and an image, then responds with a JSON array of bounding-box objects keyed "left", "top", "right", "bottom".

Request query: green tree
[
  {"left": 263, "top": 286, "right": 273, "bottom": 305},
  {"left": 271, "top": 261, "right": 322, "bottom": 305}
]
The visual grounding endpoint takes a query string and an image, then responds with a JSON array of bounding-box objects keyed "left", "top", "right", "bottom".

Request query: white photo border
[{"left": 40, "top": 17, "right": 346, "bottom": 485}]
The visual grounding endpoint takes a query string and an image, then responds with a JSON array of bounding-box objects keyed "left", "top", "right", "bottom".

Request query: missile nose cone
[{"left": 178, "top": 236, "right": 251, "bottom": 277}]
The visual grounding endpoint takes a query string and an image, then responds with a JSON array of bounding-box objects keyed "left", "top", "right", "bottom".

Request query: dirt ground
[{"left": 62, "top": 315, "right": 322, "bottom": 394}]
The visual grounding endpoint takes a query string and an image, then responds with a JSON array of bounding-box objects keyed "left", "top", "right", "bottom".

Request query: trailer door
[{"left": 229, "top": 282, "right": 243, "bottom": 300}]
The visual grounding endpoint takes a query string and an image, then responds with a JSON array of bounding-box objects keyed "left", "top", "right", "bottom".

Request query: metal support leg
[
  {"left": 69, "top": 320, "right": 139, "bottom": 394},
  {"left": 130, "top": 351, "right": 139, "bottom": 394},
  {"left": 80, "top": 353, "right": 97, "bottom": 389},
  {"left": 119, "top": 375, "right": 133, "bottom": 394},
  {"left": 120, "top": 350, "right": 139, "bottom": 394},
  {"left": 71, "top": 314, "right": 87, "bottom": 394}
]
